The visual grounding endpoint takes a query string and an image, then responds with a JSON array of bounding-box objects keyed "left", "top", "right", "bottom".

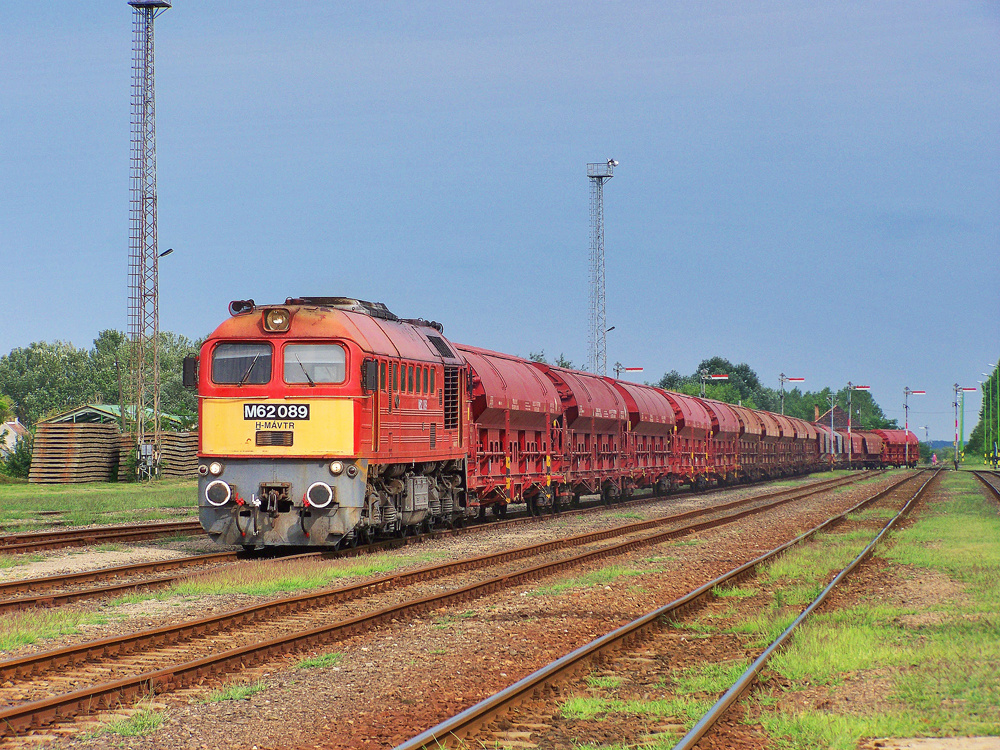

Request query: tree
[{"left": 0, "top": 341, "right": 92, "bottom": 426}]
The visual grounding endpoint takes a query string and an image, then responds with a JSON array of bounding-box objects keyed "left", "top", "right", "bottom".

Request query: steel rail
[
  {"left": 672, "top": 468, "right": 940, "bottom": 749},
  {"left": 0, "top": 470, "right": 877, "bottom": 735},
  {"left": 394, "top": 470, "right": 928, "bottom": 750},
  {"left": 0, "top": 520, "right": 203, "bottom": 554},
  {"left": 0, "top": 472, "right": 851, "bottom": 558},
  {"left": 972, "top": 471, "right": 1000, "bottom": 508}
]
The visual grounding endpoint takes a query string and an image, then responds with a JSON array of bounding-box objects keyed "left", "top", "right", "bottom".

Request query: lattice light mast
[
  {"left": 127, "top": 0, "right": 170, "bottom": 479},
  {"left": 587, "top": 159, "right": 617, "bottom": 376}
]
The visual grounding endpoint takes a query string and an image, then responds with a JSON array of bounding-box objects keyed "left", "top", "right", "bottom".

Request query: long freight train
[{"left": 185, "top": 297, "right": 919, "bottom": 549}]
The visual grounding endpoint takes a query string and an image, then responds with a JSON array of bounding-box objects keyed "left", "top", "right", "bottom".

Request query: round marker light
[
  {"left": 330, "top": 460, "right": 344, "bottom": 476},
  {"left": 306, "top": 481, "right": 334, "bottom": 509},
  {"left": 205, "top": 480, "right": 231, "bottom": 507},
  {"left": 264, "top": 308, "right": 291, "bottom": 332},
  {"left": 198, "top": 464, "right": 209, "bottom": 476},
  {"left": 346, "top": 464, "right": 359, "bottom": 478},
  {"left": 209, "top": 461, "right": 224, "bottom": 476}
]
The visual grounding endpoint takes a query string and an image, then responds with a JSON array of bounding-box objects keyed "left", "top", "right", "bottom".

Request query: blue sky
[{"left": 1, "top": 1, "right": 997, "bottom": 440}]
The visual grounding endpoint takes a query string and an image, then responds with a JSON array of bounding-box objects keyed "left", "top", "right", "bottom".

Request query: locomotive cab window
[
  {"left": 283, "top": 344, "right": 346, "bottom": 384},
  {"left": 212, "top": 342, "right": 272, "bottom": 384}
]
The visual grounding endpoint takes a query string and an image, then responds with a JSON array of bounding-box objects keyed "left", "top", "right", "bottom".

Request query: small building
[
  {"left": 815, "top": 405, "right": 851, "bottom": 431},
  {"left": 0, "top": 418, "right": 29, "bottom": 458}
]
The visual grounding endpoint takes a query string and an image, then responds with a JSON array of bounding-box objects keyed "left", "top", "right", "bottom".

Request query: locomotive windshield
[
  {"left": 284, "top": 343, "right": 346, "bottom": 384},
  {"left": 212, "top": 342, "right": 272, "bottom": 384}
]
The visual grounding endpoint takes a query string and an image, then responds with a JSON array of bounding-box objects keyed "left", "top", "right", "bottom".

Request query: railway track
[
  {"left": 0, "top": 470, "right": 880, "bottom": 737},
  {"left": 395, "top": 469, "right": 937, "bottom": 750},
  {"left": 972, "top": 470, "right": 1000, "bottom": 505},
  {"left": 0, "top": 520, "right": 203, "bottom": 555},
  {"left": 0, "top": 472, "right": 866, "bottom": 614},
  {"left": 0, "top": 468, "right": 855, "bottom": 557}
]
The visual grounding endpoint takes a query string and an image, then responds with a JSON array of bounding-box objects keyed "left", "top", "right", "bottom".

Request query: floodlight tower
[
  {"left": 126, "top": 0, "right": 170, "bottom": 479},
  {"left": 587, "top": 159, "right": 617, "bottom": 376}
]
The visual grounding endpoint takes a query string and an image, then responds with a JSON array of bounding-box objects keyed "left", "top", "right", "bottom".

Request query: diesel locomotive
[{"left": 186, "top": 297, "right": 918, "bottom": 549}]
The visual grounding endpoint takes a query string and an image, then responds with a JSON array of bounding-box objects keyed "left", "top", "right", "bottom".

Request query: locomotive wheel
[{"left": 362, "top": 527, "right": 375, "bottom": 545}]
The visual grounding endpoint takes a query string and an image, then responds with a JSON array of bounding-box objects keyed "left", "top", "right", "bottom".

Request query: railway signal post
[{"left": 779, "top": 373, "right": 804, "bottom": 416}]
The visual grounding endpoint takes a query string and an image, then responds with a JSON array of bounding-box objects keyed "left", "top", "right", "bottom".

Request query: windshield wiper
[
  {"left": 295, "top": 355, "right": 315, "bottom": 386},
  {"left": 238, "top": 353, "right": 261, "bottom": 387}
]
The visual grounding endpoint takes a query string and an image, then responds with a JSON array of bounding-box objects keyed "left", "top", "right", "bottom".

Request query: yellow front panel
[{"left": 202, "top": 398, "right": 355, "bottom": 456}]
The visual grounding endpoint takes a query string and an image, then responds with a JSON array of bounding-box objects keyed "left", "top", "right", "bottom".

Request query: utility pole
[
  {"left": 903, "top": 387, "right": 925, "bottom": 467},
  {"left": 587, "top": 159, "right": 617, "bottom": 376},
  {"left": 126, "top": 0, "right": 170, "bottom": 480}
]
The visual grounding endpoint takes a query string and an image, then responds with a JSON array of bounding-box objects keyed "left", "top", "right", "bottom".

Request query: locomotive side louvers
[{"left": 443, "top": 366, "right": 460, "bottom": 429}]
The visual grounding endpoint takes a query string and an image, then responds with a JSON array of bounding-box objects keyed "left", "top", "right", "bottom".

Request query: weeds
[
  {"left": 206, "top": 679, "right": 267, "bottom": 702},
  {"left": 296, "top": 652, "right": 343, "bottom": 669}
]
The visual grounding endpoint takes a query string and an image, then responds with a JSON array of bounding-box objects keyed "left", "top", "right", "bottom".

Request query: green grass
[
  {"left": 173, "top": 553, "right": 426, "bottom": 597},
  {"left": 759, "top": 709, "right": 928, "bottom": 750},
  {"left": 206, "top": 679, "right": 267, "bottom": 702},
  {"left": 530, "top": 565, "right": 649, "bottom": 596},
  {"left": 607, "top": 511, "right": 644, "bottom": 520},
  {"left": 0, "top": 553, "right": 45, "bottom": 569},
  {"left": 672, "top": 659, "right": 750, "bottom": 694},
  {"left": 756, "top": 471, "right": 1000, "bottom": 747},
  {"left": 713, "top": 584, "right": 758, "bottom": 599},
  {"left": 586, "top": 674, "right": 623, "bottom": 689},
  {"left": 560, "top": 695, "right": 713, "bottom": 727},
  {"left": 0, "top": 609, "right": 109, "bottom": 651},
  {"left": 296, "top": 652, "right": 343, "bottom": 669},
  {"left": 99, "top": 708, "right": 164, "bottom": 737},
  {"left": 0, "top": 478, "right": 197, "bottom": 528}
]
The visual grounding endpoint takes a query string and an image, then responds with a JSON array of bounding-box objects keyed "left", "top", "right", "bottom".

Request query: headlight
[
  {"left": 205, "top": 480, "right": 232, "bottom": 507},
  {"left": 306, "top": 482, "right": 335, "bottom": 509},
  {"left": 264, "top": 308, "right": 291, "bottom": 332},
  {"left": 346, "top": 464, "right": 359, "bottom": 478},
  {"left": 209, "top": 461, "right": 224, "bottom": 476},
  {"left": 198, "top": 464, "right": 209, "bottom": 476},
  {"left": 330, "top": 460, "right": 344, "bottom": 476}
]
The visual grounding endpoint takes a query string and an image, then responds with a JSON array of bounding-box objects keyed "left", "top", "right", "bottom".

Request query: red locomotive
[{"left": 187, "top": 297, "right": 918, "bottom": 548}]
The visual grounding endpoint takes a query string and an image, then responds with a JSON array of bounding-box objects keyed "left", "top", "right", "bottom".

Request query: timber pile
[
  {"left": 161, "top": 432, "right": 198, "bottom": 477},
  {"left": 29, "top": 423, "right": 120, "bottom": 484},
  {"left": 116, "top": 432, "right": 198, "bottom": 480}
]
